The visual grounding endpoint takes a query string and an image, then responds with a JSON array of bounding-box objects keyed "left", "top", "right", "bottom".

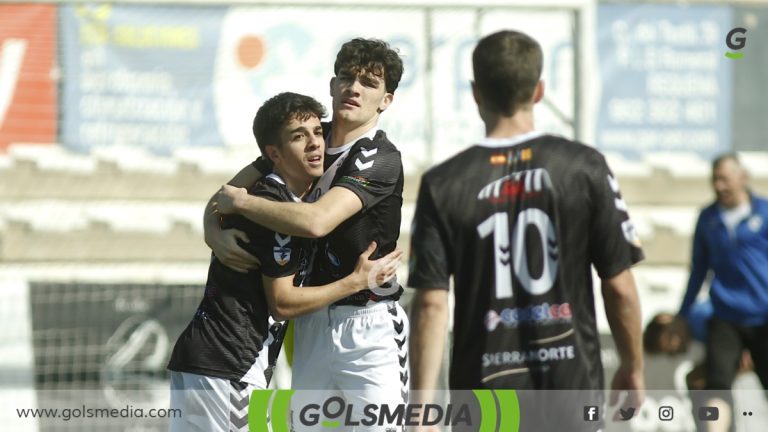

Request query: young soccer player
[
  {"left": 205, "top": 38, "right": 409, "bottom": 430},
  {"left": 408, "top": 30, "right": 645, "bottom": 431},
  {"left": 168, "top": 92, "right": 401, "bottom": 432}
]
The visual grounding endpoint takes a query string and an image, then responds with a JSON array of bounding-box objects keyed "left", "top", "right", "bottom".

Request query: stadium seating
[{"left": 2, "top": 144, "right": 766, "bottom": 266}]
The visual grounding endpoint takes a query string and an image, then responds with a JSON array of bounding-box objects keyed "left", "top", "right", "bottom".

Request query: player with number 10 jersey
[{"left": 409, "top": 132, "right": 643, "bottom": 390}]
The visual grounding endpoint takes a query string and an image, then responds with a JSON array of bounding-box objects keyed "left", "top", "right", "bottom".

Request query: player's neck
[
  {"left": 329, "top": 115, "right": 379, "bottom": 148},
  {"left": 484, "top": 109, "right": 535, "bottom": 139},
  {"left": 273, "top": 168, "right": 314, "bottom": 200}
]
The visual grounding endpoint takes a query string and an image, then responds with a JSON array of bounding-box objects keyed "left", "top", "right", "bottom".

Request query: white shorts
[
  {"left": 291, "top": 300, "right": 410, "bottom": 431},
  {"left": 168, "top": 371, "right": 264, "bottom": 432}
]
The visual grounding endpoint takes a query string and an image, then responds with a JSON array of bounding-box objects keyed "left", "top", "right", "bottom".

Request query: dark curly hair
[
  {"left": 643, "top": 313, "right": 690, "bottom": 355},
  {"left": 473, "top": 30, "right": 543, "bottom": 116},
  {"left": 334, "top": 38, "right": 404, "bottom": 94},
  {"left": 253, "top": 92, "right": 327, "bottom": 162}
]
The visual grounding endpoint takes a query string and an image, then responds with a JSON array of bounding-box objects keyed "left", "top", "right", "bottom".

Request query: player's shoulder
[
  {"left": 534, "top": 134, "right": 607, "bottom": 165},
  {"left": 249, "top": 173, "right": 296, "bottom": 202},
  {"left": 352, "top": 129, "right": 399, "bottom": 155}
]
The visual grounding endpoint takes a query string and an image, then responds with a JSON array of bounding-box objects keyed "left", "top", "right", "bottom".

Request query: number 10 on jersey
[{"left": 477, "top": 209, "right": 559, "bottom": 299}]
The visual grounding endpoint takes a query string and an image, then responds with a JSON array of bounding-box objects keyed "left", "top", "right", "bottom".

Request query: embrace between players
[{"left": 168, "top": 31, "right": 645, "bottom": 432}]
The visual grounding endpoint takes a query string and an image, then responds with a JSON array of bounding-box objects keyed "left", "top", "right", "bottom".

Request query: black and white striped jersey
[
  {"left": 168, "top": 174, "right": 309, "bottom": 385},
  {"left": 306, "top": 127, "right": 405, "bottom": 306}
]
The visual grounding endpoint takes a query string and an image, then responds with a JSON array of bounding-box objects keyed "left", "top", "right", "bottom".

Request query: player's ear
[
  {"left": 471, "top": 81, "right": 481, "bottom": 105},
  {"left": 329, "top": 77, "right": 336, "bottom": 97},
  {"left": 265, "top": 145, "right": 280, "bottom": 164},
  {"left": 377, "top": 93, "right": 393, "bottom": 114},
  {"left": 533, "top": 80, "right": 545, "bottom": 104}
]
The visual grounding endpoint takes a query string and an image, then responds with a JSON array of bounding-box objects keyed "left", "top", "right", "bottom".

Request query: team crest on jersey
[
  {"left": 273, "top": 247, "right": 291, "bottom": 266},
  {"left": 273, "top": 233, "right": 291, "bottom": 266},
  {"left": 748, "top": 215, "right": 763, "bottom": 232}
]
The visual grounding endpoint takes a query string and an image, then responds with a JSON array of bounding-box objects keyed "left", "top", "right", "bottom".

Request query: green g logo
[{"left": 725, "top": 27, "right": 747, "bottom": 59}]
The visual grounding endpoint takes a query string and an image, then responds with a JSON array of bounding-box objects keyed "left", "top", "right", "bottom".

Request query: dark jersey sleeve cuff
[{"left": 252, "top": 157, "right": 273, "bottom": 176}]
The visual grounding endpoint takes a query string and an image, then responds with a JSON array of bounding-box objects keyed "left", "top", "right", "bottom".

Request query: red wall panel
[{"left": 0, "top": 4, "right": 57, "bottom": 151}]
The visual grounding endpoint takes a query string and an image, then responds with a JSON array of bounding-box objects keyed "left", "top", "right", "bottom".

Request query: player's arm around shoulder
[
  {"left": 204, "top": 163, "right": 264, "bottom": 272},
  {"left": 300, "top": 187, "right": 363, "bottom": 238},
  {"left": 215, "top": 181, "right": 363, "bottom": 239},
  {"left": 286, "top": 138, "right": 402, "bottom": 237}
]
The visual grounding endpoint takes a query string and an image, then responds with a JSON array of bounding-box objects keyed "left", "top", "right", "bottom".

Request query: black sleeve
[
  {"left": 333, "top": 141, "right": 401, "bottom": 212},
  {"left": 407, "top": 176, "right": 452, "bottom": 290},
  {"left": 251, "top": 156, "right": 273, "bottom": 176},
  {"left": 247, "top": 182, "right": 302, "bottom": 279},
  {"left": 586, "top": 152, "right": 645, "bottom": 279}
]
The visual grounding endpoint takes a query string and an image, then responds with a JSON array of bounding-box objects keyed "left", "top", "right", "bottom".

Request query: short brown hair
[
  {"left": 334, "top": 38, "right": 404, "bottom": 94},
  {"left": 472, "top": 30, "right": 543, "bottom": 116}
]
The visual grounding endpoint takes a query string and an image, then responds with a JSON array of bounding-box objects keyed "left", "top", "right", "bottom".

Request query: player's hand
[
  {"left": 207, "top": 228, "right": 260, "bottom": 273},
  {"left": 214, "top": 184, "right": 248, "bottom": 215},
  {"left": 609, "top": 365, "right": 645, "bottom": 421},
  {"left": 352, "top": 242, "right": 403, "bottom": 290}
]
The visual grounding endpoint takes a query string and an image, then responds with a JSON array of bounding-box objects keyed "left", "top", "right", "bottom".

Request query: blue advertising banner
[
  {"left": 596, "top": 5, "right": 732, "bottom": 160},
  {"left": 61, "top": 4, "right": 226, "bottom": 154}
]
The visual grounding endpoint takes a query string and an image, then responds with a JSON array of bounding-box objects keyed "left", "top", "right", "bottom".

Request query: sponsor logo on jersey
[
  {"left": 339, "top": 175, "right": 372, "bottom": 189},
  {"left": 482, "top": 345, "right": 576, "bottom": 367},
  {"left": 477, "top": 168, "right": 552, "bottom": 204},
  {"left": 485, "top": 302, "right": 572, "bottom": 331}
]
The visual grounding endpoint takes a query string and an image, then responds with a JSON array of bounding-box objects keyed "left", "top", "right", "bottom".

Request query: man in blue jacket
[{"left": 679, "top": 153, "right": 768, "bottom": 431}]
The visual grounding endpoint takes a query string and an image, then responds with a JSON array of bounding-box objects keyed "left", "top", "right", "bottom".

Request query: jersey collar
[
  {"left": 477, "top": 131, "right": 545, "bottom": 148},
  {"left": 265, "top": 173, "right": 302, "bottom": 202},
  {"left": 325, "top": 126, "right": 379, "bottom": 155}
]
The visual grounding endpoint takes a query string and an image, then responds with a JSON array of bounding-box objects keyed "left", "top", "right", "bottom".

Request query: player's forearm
[
  {"left": 409, "top": 289, "right": 449, "bottom": 402},
  {"left": 269, "top": 276, "right": 360, "bottom": 321},
  {"left": 235, "top": 197, "right": 322, "bottom": 238},
  {"left": 602, "top": 269, "right": 644, "bottom": 372}
]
